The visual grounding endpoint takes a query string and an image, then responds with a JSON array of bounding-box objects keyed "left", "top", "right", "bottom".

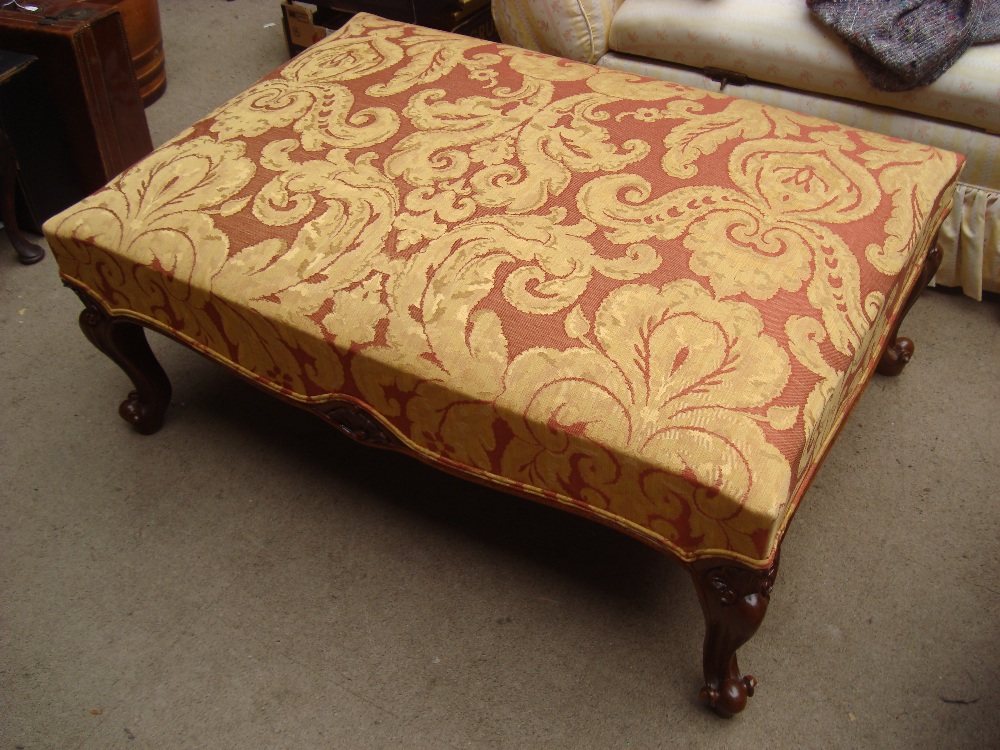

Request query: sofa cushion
[
  {"left": 493, "top": 0, "right": 624, "bottom": 64},
  {"left": 608, "top": 0, "right": 1000, "bottom": 133}
]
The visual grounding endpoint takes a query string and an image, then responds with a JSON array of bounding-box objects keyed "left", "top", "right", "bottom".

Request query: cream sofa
[{"left": 493, "top": 0, "right": 1000, "bottom": 300}]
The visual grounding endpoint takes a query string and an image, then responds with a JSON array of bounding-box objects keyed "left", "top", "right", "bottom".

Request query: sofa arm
[{"left": 492, "top": 0, "right": 623, "bottom": 64}]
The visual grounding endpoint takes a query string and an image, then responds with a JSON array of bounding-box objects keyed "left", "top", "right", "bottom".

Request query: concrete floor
[{"left": 2, "top": 1, "right": 999, "bottom": 747}]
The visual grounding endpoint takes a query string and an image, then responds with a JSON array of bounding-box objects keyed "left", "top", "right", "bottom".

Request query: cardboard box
[{"left": 281, "top": 1, "right": 330, "bottom": 50}]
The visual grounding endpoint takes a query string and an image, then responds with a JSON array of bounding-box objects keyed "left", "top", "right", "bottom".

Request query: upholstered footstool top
[{"left": 44, "top": 14, "right": 961, "bottom": 568}]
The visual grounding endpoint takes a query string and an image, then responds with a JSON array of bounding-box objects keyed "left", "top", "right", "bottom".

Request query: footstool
[{"left": 43, "top": 14, "right": 962, "bottom": 717}]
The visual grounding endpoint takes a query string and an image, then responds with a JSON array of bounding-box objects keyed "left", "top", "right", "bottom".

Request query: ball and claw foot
[{"left": 700, "top": 675, "right": 758, "bottom": 718}]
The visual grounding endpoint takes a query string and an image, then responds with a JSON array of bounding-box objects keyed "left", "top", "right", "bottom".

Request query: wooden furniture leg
[
  {"left": 877, "top": 245, "right": 943, "bottom": 376},
  {"left": 0, "top": 126, "right": 44, "bottom": 265},
  {"left": 73, "top": 288, "right": 171, "bottom": 435},
  {"left": 689, "top": 555, "right": 779, "bottom": 718}
]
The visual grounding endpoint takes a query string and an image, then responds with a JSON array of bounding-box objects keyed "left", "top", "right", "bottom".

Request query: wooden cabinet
[
  {"left": 281, "top": 0, "right": 497, "bottom": 56},
  {"left": 87, "top": 0, "right": 165, "bottom": 105}
]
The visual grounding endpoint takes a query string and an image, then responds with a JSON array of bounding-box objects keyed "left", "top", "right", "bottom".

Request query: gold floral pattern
[{"left": 44, "top": 14, "right": 962, "bottom": 565}]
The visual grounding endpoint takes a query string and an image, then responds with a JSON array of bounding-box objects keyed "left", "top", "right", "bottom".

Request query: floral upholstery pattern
[
  {"left": 44, "top": 14, "right": 961, "bottom": 566},
  {"left": 597, "top": 52, "right": 1000, "bottom": 300},
  {"left": 494, "top": 0, "right": 999, "bottom": 301}
]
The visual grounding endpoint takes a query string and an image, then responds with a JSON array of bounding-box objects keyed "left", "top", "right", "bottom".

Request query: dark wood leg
[
  {"left": 689, "top": 555, "right": 779, "bottom": 718},
  {"left": 877, "top": 245, "right": 943, "bottom": 376},
  {"left": 0, "top": 127, "right": 44, "bottom": 265},
  {"left": 74, "top": 288, "right": 172, "bottom": 435}
]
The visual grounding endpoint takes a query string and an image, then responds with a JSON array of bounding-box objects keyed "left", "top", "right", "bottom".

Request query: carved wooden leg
[
  {"left": 689, "top": 555, "right": 779, "bottom": 718},
  {"left": 877, "top": 245, "right": 943, "bottom": 376},
  {"left": 74, "top": 289, "right": 172, "bottom": 435}
]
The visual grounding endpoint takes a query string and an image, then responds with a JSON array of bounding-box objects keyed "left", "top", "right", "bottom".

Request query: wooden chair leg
[
  {"left": 688, "top": 555, "right": 779, "bottom": 718},
  {"left": 0, "top": 127, "right": 44, "bottom": 265},
  {"left": 73, "top": 287, "right": 172, "bottom": 435},
  {"left": 877, "top": 244, "right": 943, "bottom": 376}
]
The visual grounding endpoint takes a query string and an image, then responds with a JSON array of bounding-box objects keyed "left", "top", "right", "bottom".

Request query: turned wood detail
[
  {"left": 73, "top": 288, "right": 172, "bottom": 435},
  {"left": 877, "top": 244, "right": 943, "bottom": 376},
  {"left": 318, "top": 402, "right": 403, "bottom": 449},
  {"left": 690, "top": 555, "right": 779, "bottom": 718}
]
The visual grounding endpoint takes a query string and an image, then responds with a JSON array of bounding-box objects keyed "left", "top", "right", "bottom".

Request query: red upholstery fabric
[{"left": 44, "top": 14, "right": 962, "bottom": 565}]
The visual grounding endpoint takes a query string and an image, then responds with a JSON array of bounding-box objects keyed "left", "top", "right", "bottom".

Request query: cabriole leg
[
  {"left": 74, "top": 288, "right": 172, "bottom": 435},
  {"left": 0, "top": 128, "right": 44, "bottom": 265},
  {"left": 689, "top": 555, "right": 779, "bottom": 718},
  {"left": 878, "top": 245, "right": 942, "bottom": 376}
]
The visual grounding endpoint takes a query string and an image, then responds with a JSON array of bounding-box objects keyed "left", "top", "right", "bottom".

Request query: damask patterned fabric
[
  {"left": 599, "top": 52, "right": 1000, "bottom": 298},
  {"left": 44, "top": 14, "right": 961, "bottom": 566},
  {"left": 494, "top": 0, "right": 999, "bottom": 299}
]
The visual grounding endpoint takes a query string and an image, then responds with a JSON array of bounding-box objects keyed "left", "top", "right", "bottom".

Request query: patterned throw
[
  {"left": 43, "top": 14, "right": 962, "bottom": 566},
  {"left": 809, "top": 0, "right": 1000, "bottom": 90}
]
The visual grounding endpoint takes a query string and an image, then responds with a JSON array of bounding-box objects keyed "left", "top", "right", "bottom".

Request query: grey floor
[{"left": 2, "top": 2, "right": 999, "bottom": 748}]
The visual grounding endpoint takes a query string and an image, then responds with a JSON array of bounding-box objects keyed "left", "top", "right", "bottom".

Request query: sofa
[{"left": 492, "top": 0, "right": 1000, "bottom": 300}]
